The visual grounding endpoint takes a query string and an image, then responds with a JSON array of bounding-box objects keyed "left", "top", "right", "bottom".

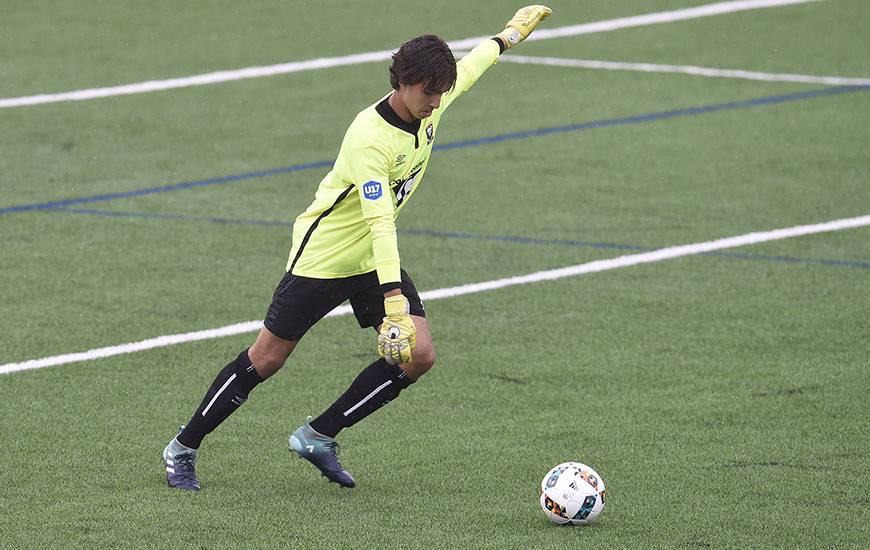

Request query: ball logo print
[
  {"left": 539, "top": 462, "right": 606, "bottom": 525},
  {"left": 578, "top": 468, "right": 602, "bottom": 492},
  {"left": 543, "top": 495, "right": 569, "bottom": 519},
  {"left": 362, "top": 181, "right": 383, "bottom": 200},
  {"left": 575, "top": 494, "right": 598, "bottom": 521}
]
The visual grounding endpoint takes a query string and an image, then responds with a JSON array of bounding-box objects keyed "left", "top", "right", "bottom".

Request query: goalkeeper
[{"left": 163, "top": 5, "right": 553, "bottom": 491}]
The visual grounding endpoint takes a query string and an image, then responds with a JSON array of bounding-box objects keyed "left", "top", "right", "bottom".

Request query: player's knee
[
  {"left": 249, "top": 330, "right": 298, "bottom": 378},
  {"left": 253, "top": 356, "right": 286, "bottom": 378},
  {"left": 249, "top": 347, "right": 293, "bottom": 378},
  {"left": 412, "top": 346, "right": 436, "bottom": 374}
]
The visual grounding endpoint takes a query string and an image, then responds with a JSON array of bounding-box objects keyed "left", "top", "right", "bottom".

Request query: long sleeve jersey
[{"left": 285, "top": 38, "right": 501, "bottom": 285}]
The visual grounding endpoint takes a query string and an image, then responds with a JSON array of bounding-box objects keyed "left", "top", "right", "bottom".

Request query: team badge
[
  {"left": 425, "top": 123, "right": 434, "bottom": 144},
  {"left": 362, "top": 180, "right": 383, "bottom": 200}
]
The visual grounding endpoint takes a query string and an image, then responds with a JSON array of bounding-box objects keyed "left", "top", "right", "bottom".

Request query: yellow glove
[
  {"left": 377, "top": 295, "right": 417, "bottom": 365},
  {"left": 496, "top": 5, "right": 553, "bottom": 49}
]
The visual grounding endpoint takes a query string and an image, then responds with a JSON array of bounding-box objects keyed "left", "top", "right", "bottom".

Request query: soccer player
[{"left": 163, "top": 5, "right": 553, "bottom": 491}]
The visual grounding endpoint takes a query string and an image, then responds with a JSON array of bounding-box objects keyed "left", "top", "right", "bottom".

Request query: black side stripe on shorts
[{"left": 289, "top": 184, "right": 355, "bottom": 273}]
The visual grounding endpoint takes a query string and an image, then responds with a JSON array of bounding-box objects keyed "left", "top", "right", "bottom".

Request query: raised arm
[{"left": 442, "top": 5, "right": 553, "bottom": 111}]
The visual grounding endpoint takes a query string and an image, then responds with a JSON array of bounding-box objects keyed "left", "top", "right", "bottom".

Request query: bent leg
[
  {"left": 308, "top": 316, "right": 435, "bottom": 438},
  {"left": 398, "top": 315, "right": 436, "bottom": 381}
]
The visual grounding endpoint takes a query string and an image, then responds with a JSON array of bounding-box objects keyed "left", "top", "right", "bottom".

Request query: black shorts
[{"left": 263, "top": 269, "right": 425, "bottom": 341}]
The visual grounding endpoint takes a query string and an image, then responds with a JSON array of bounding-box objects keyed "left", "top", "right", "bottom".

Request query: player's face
[{"left": 400, "top": 82, "right": 446, "bottom": 120}]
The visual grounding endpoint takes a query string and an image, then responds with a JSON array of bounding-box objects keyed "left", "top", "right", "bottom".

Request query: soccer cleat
[
  {"left": 163, "top": 439, "right": 201, "bottom": 491},
  {"left": 289, "top": 417, "right": 356, "bottom": 488}
]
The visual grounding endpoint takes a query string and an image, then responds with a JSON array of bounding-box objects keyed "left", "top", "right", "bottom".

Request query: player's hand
[
  {"left": 377, "top": 295, "right": 417, "bottom": 365},
  {"left": 496, "top": 5, "right": 553, "bottom": 49}
]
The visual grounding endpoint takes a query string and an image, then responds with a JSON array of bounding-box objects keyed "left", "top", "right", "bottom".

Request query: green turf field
[{"left": 1, "top": 1, "right": 869, "bottom": 547}]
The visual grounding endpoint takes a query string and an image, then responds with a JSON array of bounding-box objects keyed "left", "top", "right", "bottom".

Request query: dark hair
[{"left": 389, "top": 34, "right": 457, "bottom": 93}]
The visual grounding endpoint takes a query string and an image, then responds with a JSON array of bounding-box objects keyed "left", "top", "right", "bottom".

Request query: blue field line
[
  {"left": 0, "top": 161, "right": 332, "bottom": 216},
  {"left": 50, "top": 206, "right": 870, "bottom": 270},
  {"left": 402, "top": 227, "right": 648, "bottom": 251},
  {"left": 50, "top": 206, "right": 293, "bottom": 228},
  {"left": 434, "top": 85, "right": 870, "bottom": 151},
  {"left": 403, "top": 228, "right": 870, "bottom": 269},
  {"left": 2, "top": 85, "right": 868, "bottom": 217},
  {"left": 704, "top": 250, "right": 870, "bottom": 269}
]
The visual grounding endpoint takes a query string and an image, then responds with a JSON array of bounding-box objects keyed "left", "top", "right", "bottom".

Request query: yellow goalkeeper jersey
[{"left": 286, "top": 38, "right": 501, "bottom": 285}]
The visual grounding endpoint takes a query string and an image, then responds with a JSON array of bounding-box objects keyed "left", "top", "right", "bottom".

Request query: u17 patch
[{"left": 362, "top": 181, "right": 383, "bottom": 200}]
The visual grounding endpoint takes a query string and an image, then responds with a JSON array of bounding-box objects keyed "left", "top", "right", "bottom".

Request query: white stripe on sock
[
  {"left": 201, "top": 372, "right": 237, "bottom": 417},
  {"left": 342, "top": 380, "right": 393, "bottom": 417}
]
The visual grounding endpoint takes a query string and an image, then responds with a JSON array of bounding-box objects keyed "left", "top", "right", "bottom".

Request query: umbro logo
[{"left": 395, "top": 154, "right": 406, "bottom": 166}]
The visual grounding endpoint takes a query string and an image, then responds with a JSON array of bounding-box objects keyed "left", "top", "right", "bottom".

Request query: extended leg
[{"left": 164, "top": 328, "right": 296, "bottom": 491}]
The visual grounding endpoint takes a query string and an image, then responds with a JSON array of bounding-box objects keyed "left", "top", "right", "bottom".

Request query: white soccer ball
[{"left": 539, "top": 462, "right": 606, "bottom": 525}]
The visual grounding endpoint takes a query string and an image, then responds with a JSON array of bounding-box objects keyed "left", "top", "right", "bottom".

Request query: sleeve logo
[{"left": 362, "top": 181, "right": 383, "bottom": 200}]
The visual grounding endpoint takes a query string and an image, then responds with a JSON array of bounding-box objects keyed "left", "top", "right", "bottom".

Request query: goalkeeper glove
[
  {"left": 496, "top": 5, "right": 553, "bottom": 49},
  {"left": 378, "top": 295, "right": 417, "bottom": 365}
]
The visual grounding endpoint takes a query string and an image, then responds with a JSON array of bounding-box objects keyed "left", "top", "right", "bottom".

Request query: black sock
[
  {"left": 176, "top": 349, "right": 264, "bottom": 449},
  {"left": 310, "top": 359, "right": 413, "bottom": 438}
]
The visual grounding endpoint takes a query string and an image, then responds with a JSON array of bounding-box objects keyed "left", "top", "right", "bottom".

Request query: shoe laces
[
  {"left": 324, "top": 440, "right": 347, "bottom": 466},
  {"left": 173, "top": 453, "right": 198, "bottom": 483},
  {"left": 325, "top": 440, "right": 340, "bottom": 455}
]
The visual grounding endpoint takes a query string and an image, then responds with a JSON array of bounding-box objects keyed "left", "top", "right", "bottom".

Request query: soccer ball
[{"left": 539, "top": 462, "right": 606, "bottom": 525}]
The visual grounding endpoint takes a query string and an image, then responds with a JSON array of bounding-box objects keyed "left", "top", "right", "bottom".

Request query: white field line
[
  {"left": 0, "top": 0, "right": 822, "bottom": 109},
  {"left": 2, "top": 213, "right": 868, "bottom": 375},
  {"left": 499, "top": 55, "right": 870, "bottom": 86}
]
